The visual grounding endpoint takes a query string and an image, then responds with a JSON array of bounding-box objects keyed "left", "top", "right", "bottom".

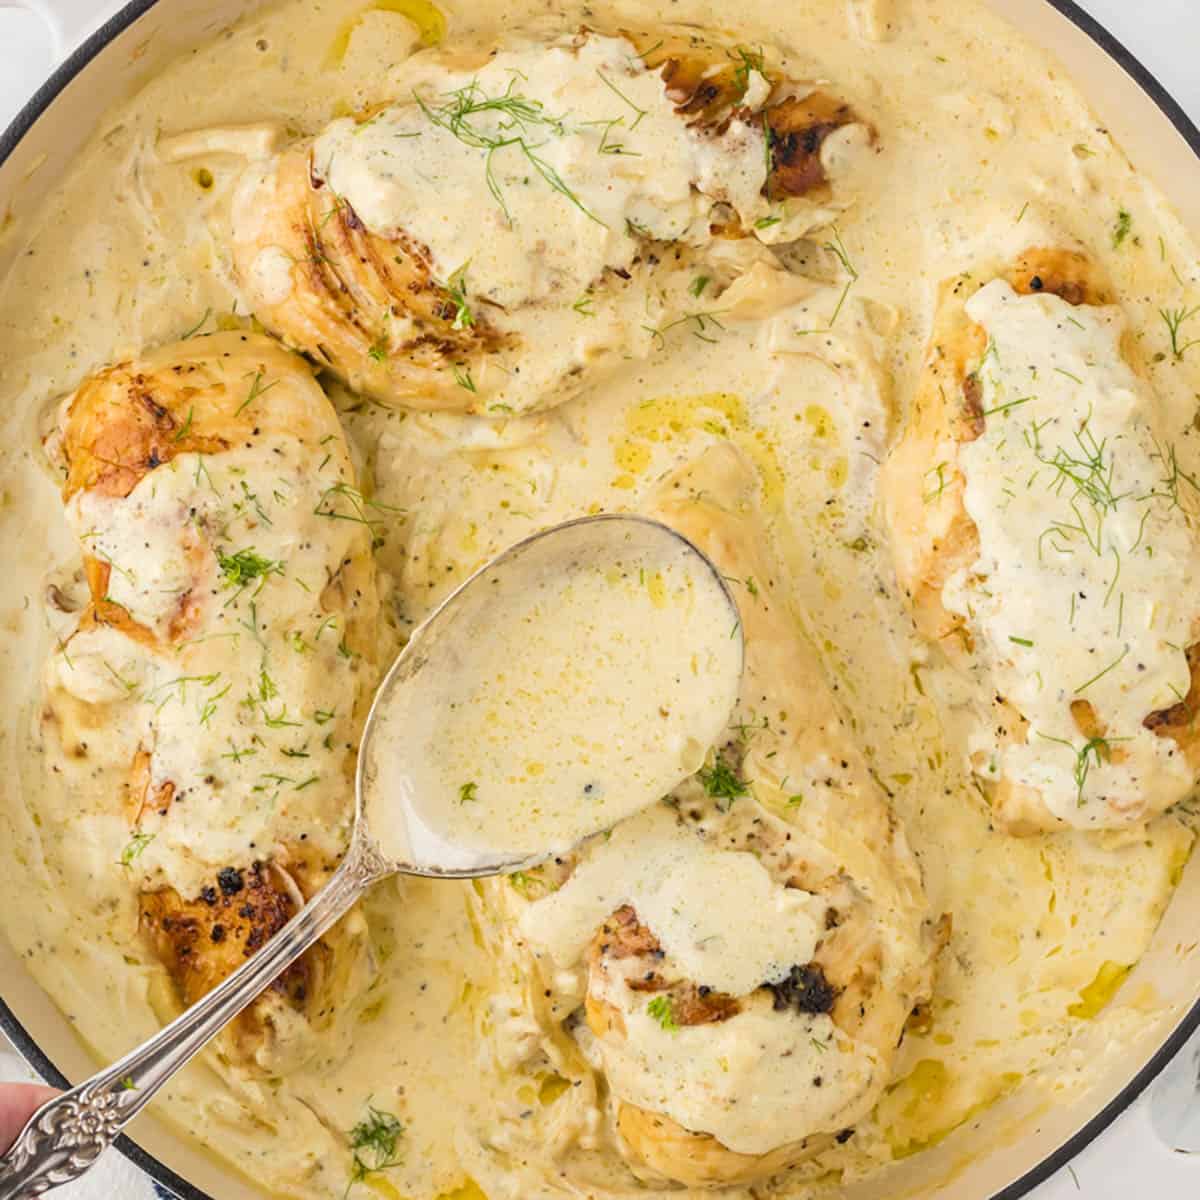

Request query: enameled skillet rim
[{"left": 1, "top": 2, "right": 1199, "bottom": 1197}]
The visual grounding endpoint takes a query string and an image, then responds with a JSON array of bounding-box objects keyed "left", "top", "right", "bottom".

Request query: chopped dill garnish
[
  {"left": 118, "top": 831, "right": 155, "bottom": 868},
  {"left": 1160, "top": 304, "right": 1200, "bottom": 360},
  {"left": 1037, "top": 730, "right": 1128, "bottom": 806},
  {"left": 1008, "top": 636, "right": 1034, "bottom": 647},
  {"left": 729, "top": 45, "right": 768, "bottom": 100},
  {"left": 643, "top": 310, "right": 727, "bottom": 349},
  {"left": 218, "top": 548, "right": 283, "bottom": 592},
  {"left": 923, "top": 462, "right": 950, "bottom": 503},
  {"left": 367, "top": 336, "right": 388, "bottom": 363},
  {"left": 1112, "top": 207, "right": 1133, "bottom": 248},
  {"left": 346, "top": 1104, "right": 404, "bottom": 1194},
  {"left": 452, "top": 363, "right": 477, "bottom": 392},
  {"left": 458, "top": 781, "right": 479, "bottom": 804},
  {"left": 646, "top": 995, "right": 679, "bottom": 1032},
  {"left": 314, "top": 483, "right": 404, "bottom": 548},
  {"left": 199, "top": 682, "right": 232, "bottom": 726},
  {"left": 572, "top": 291, "right": 596, "bottom": 317},
  {"left": 981, "top": 395, "right": 1033, "bottom": 418},
  {"left": 689, "top": 275, "right": 711, "bottom": 299},
  {"left": 698, "top": 751, "right": 749, "bottom": 809},
  {"left": 314, "top": 708, "right": 337, "bottom": 725},
  {"left": 755, "top": 214, "right": 782, "bottom": 229},
  {"left": 180, "top": 309, "right": 212, "bottom": 339},
  {"left": 823, "top": 227, "right": 859, "bottom": 326},
  {"left": 595, "top": 69, "right": 648, "bottom": 130},
  {"left": 414, "top": 78, "right": 603, "bottom": 225},
  {"left": 1073, "top": 645, "right": 1130, "bottom": 695},
  {"left": 444, "top": 263, "right": 475, "bottom": 331},
  {"left": 236, "top": 369, "right": 278, "bottom": 416},
  {"left": 173, "top": 407, "right": 194, "bottom": 443}
]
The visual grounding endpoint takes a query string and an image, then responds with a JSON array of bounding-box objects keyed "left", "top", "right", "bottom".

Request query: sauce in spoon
[{"left": 361, "top": 515, "right": 743, "bottom": 871}]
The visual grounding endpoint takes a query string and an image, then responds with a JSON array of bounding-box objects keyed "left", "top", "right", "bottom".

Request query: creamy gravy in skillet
[{"left": 0, "top": 1, "right": 1198, "bottom": 1198}]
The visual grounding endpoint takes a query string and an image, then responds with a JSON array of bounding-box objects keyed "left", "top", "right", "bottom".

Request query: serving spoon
[{"left": 0, "top": 514, "right": 743, "bottom": 1200}]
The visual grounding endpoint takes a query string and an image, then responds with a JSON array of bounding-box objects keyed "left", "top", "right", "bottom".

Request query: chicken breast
[
  {"left": 230, "top": 28, "right": 874, "bottom": 416},
  {"left": 512, "top": 445, "right": 940, "bottom": 1187},
  {"left": 882, "top": 248, "right": 1200, "bottom": 832},
  {"left": 42, "top": 331, "right": 379, "bottom": 1065}
]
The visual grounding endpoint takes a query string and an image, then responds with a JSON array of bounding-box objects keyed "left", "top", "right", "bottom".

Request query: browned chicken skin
[
  {"left": 230, "top": 30, "right": 871, "bottom": 415},
  {"left": 46, "top": 332, "right": 377, "bottom": 1063}
]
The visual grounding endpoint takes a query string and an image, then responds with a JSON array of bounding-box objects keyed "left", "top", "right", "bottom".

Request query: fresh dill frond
[
  {"left": 823, "top": 226, "right": 859, "bottom": 326},
  {"left": 217, "top": 548, "right": 284, "bottom": 591},
  {"left": 346, "top": 1103, "right": 404, "bottom": 1194},
  {"left": 452, "top": 363, "right": 477, "bottom": 392},
  {"left": 414, "top": 78, "right": 603, "bottom": 226},
  {"left": 314, "top": 483, "right": 404, "bottom": 548},
  {"left": 595, "top": 68, "right": 648, "bottom": 130},
  {"left": 1160, "top": 304, "right": 1200, "bottom": 360},
  {"left": 1112, "top": 207, "right": 1133, "bottom": 248},
  {"left": 698, "top": 751, "right": 749, "bottom": 810},
  {"left": 922, "top": 462, "right": 950, "bottom": 503},
  {"left": 729, "top": 45, "right": 768, "bottom": 100},
  {"left": 236, "top": 369, "right": 278, "bottom": 416},
  {"left": 180, "top": 309, "right": 212, "bottom": 340},
  {"left": 444, "top": 263, "right": 475, "bottom": 331},
  {"left": 1073, "top": 646, "right": 1130, "bottom": 695},
  {"left": 458, "top": 781, "right": 479, "bottom": 804},
  {"left": 118, "top": 831, "right": 155, "bottom": 868},
  {"left": 643, "top": 310, "right": 728, "bottom": 349},
  {"left": 173, "top": 406, "right": 195, "bottom": 443},
  {"left": 646, "top": 995, "right": 679, "bottom": 1033}
]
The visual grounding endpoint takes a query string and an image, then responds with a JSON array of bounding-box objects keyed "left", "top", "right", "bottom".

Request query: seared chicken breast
[
  {"left": 42, "top": 332, "right": 378, "bottom": 1065},
  {"left": 882, "top": 249, "right": 1200, "bottom": 832},
  {"left": 231, "top": 28, "right": 873, "bottom": 416},
  {"left": 510, "top": 446, "right": 940, "bottom": 1188}
]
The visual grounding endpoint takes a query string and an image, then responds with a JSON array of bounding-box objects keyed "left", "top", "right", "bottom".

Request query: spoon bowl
[{"left": 0, "top": 514, "right": 743, "bottom": 1200}]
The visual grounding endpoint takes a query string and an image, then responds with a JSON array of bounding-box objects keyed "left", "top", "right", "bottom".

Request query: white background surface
[{"left": 0, "top": 0, "right": 1198, "bottom": 1197}]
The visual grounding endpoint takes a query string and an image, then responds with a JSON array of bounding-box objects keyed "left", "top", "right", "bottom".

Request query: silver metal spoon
[{"left": 0, "top": 514, "right": 742, "bottom": 1199}]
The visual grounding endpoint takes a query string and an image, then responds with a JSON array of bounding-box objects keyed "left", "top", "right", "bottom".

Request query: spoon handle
[{"left": 0, "top": 835, "right": 390, "bottom": 1199}]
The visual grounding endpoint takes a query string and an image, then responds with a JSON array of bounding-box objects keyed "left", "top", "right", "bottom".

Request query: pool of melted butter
[{"left": 0, "top": 0, "right": 1198, "bottom": 1197}]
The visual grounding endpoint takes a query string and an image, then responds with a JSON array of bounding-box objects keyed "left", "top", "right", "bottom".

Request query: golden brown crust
[
  {"left": 234, "top": 33, "right": 870, "bottom": 413},
  {"left": 631, "top": 31, "right": 866, "bottom": 204},
  {"left": 139, "top": 861, "right": 300, "bottom": 1010},
  {"left": 616, "top": 1102, "right": 832, "bottom": 1189},
  {"left": 138, "top": 850, "right": 348, "bottom": 1056},
  {"left": 50, "top": 333, "right": 376, "bottom": 1058}
]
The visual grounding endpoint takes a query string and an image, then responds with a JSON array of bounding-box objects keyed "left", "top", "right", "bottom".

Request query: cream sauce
[
  {"left": 0, "top": 0, "right": 1197, "bottom": 1198},
  {"left": 362, "top": 525, "right": 741, "bottom": 867},
  {"left": 520, "top": 804, "right": 822, "bottom": 998},
  {"left": 313, "top": 34, "right": 777, "bottom": 308},
  {"left": 949, "top": 281, "right": 1199, "bottom": 826},
  {"left": 517, "top": 802, "right": 874, "bottom": 1155}
]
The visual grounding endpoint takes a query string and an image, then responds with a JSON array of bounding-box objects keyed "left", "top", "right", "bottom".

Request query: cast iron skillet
[{"left": 0, "top": 2, "right": 1198, "bottom": 1198}]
